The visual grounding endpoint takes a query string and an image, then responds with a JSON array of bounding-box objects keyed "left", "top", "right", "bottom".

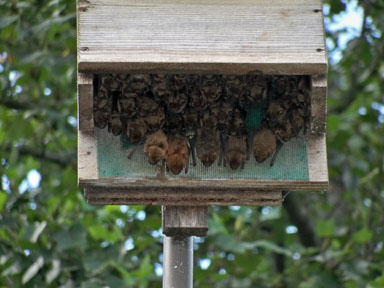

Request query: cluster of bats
[{"left": 93, "top": 74, "right": 311, "bottom": 175}]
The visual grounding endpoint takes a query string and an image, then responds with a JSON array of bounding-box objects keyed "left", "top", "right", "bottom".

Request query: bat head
[
  {"left": 167, "top": 154, "right": 185, "bottom": 175},
  {"left": 146, "top": 146, "right": 166, "bottom": 165},
  {"left": 200, "top": 152, "right": 218, "bottom": 167},
  {"left": 227, "top": 151, "right": 246, "bottom": 170}
]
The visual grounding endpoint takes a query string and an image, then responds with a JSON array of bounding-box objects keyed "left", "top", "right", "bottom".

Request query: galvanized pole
[{"left": 163, "top": 236, "right": 193, "bottom": 288}]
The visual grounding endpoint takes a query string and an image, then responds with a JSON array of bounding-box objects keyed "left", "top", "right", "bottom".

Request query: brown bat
[
  {"left": 266, "top": 99, "right": 288, "bottom": 128},
  {"left": 224, "top": 135, "right": 247, "bottom": 170},
  {"left": 246, "top": 75, "right": 268, "bottom": 103},
  {"left": 223, "top": 75, "right": 246, "bottom": 101},
  {"left": 211, "top": 101, "right": 234, "bottom": 128},
  {"left": 165, "top": 113, "right": 183, "bottom": 134},
  {"left": 143, "top": 107, "right": 165, "bottom": 132},
  {"left": 166, "top": 135, "right": 189, "bottom": 175},
  {"left": 272, "top": 120, "right": 294, "bottom": 143},
  {"left": 128, "top": 74, "right": 151, "bottom": 93},
  {"left": 290, "top": 108, "right": 305, "bottom": 136},
  {"left": 200, "top": 75, "right": 222, "bottom": 103},
  {"left": 252, "top": 127, "right": 276, "bottom": 163},
  {"left": 137, "top": 96, "right": 159, "bottom": 117},
  {"left": 200, "top": 110, "right": 218, "bottom": 131},
  {"left": 118, "top": 92, "right": 137, "bottom": 117},
  {"left": 224, "top": 107, "right": 246, "bottom": 136},
  {"left": 126, "top": 118, "right": 147, "bottom": 144},
  {"left": 196, "top": 128, "right": 220, "bottom": 167},
  {"left": 188, "top": 86, "right": 207, "bottom": 111},
  {"left": 144, "top": 130, "right": 168, "bottom": 165},
  {"left": 94, "top": 110, "right": 110, "bottom": 129},
  {"left": 182, "top": 108, "right": 199, "bottom": 131},
  {"left": 152, "top": 74, "right": 170, "bottom": 102},
  {"left": 166, "top": 92, "right": 188, "bottom": 114},
  {"left": 108, "top": 114, "right": 123, "bottom": 136},
  {"left": 101, "top": 74, "right": 120, "bottom": 91},
  {"left": 171, "top": 74, "right": 188, "bottom": 91},
  {"left": 94, "top": 90, "right": 112, "bottom": 129}
]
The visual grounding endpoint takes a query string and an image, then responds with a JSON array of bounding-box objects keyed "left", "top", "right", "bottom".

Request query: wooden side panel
[
  {"left": 78, "top": 132, "right": 98, "bottom": 182},
  {"left": 311, "top": 74, "right": 327, "bottom": 134},
  {"left": 78, "top": 0, "right": 327, "bottom": 75},
  {"left": 162, "top": 206, "right": 208, "bottom": 237},
  {"left": 78, "top": 73, "right": 94, "bottom": 133},
  {"left": 78, "top": 73, "right": 98, "bottom": 183},
  {"left": 307, "top": 134, "right": 328, "bottom": 187}
]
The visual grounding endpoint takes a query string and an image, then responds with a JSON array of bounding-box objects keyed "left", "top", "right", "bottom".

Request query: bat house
[{"left": 77, "top": 0, "right": 328, "bottom": 206}]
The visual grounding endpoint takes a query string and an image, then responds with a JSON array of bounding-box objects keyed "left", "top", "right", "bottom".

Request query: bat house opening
[{"left": 92, "top": 74, "right": 312, "bottom": 180}]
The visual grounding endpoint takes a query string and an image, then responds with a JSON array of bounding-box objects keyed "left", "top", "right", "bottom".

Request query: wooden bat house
[{"left": 77, "top": 0, "right": 328, "bottom": 207}]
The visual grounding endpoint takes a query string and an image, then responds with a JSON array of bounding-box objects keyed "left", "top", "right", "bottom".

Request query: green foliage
[{"left": 0, "top": 0, "right": 384, "bottom": 287}]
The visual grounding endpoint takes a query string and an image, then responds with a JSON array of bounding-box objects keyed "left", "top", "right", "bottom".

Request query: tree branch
[
  {"left": 2, "top": 144, "right": 76, "bottom": 167},
  {"left": 0, "top": 97, "right": 77, "bottom": 132},
  {"left": 283, "top": 193, "right": 319, "bottom": 247}
]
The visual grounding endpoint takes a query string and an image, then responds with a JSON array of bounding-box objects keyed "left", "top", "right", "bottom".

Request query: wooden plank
[
  {"left": 78, "top": 131, "right": 98, "bottom": 182},
  {"left": 307, "top": 134, "right": 328, "bottom": 187},
  {"left": 78, "top": 73, "right": 94, "bottom": 133},
  {"left": 77, "top": 0, "right": 327, "bottom": 75},
  {"left": 310, "top": 74, "right": 327, "bottom": 134},
  {"left": 78, "top": 73, "right": 98, "bottom": 184},
  {"left": 81, "top": 179, "right": 326, "bottom": 190},
  {"left": 85, "top": 188, "right": 283, "bottom": 206},
  {"left": 162, "top": 206, "right": 208, "bottom": 237}
]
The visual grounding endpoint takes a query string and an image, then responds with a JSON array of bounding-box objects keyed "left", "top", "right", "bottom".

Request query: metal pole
[{"left": 163, "top": 236, "right": 193, "bottom": 288}]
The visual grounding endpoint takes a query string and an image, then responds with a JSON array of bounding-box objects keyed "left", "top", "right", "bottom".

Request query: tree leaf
[
  {"left": 22, "top": 256, "right": 44, "bottom": 284},
  {"left": 316, "top": 219, "right": 335, "bottom": 237},
  {"left": 353, "top": 228, "right": 373, "bottom": 243},
  {"left": 0, "top": 15, "right": 18, "bottom": 29},
  {"left": 23, "top": 221, "right": 47, "bottom": 243},
  {"left": 0, "top": 191, "right": 6, "bottom": 212},
  {"left": 45, "top": 259, "right": 61, "bottom": 284}
]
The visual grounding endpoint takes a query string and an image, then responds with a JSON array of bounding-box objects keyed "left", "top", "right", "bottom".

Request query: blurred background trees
[{"left": 0, "top": 0, "right": 383, "bottom": 287}]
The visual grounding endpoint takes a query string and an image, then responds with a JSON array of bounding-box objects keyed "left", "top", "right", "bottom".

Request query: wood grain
[
  {"left": 307, "top": 133, "right": 328, "bottom": 187},
  {"left": 78, "top": 73, "right": 94, "bottom": 133},
  {"left": 77, "top": 0, "right": 327, "bottom": 75},
  {"left": 78, "top": 131, "right": 98, "bottom": 182},
  {"left": 162, "top": 206, "right": 208, "bottom": 237},
  {"left": 85, "top": 188, "right": 283, "bottom": 206},
  {"left": 310, "top": 74, "right": 327, "bottom": 134},
  {"left": 78, "top": 73, "right": 98, "bottom": 183}
]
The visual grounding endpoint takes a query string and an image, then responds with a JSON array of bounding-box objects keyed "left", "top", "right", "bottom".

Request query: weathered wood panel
[
  {"left": 311, "top": 74, "right": 327, "bottom": 134},
  {"left": 78, "top": 0, "right": 327, "bottom": 75},
  {"left": 162, "top": 206, "right": 208, "bottom": 237},
  {"left": 78, "top": 132, "right": 98, "bottom": 182},
  {"left": 85, "top": 188, "right": 283, "bottom": 206},
  {"left": 78, "top": 73, "right": 94, "bottom": 133},
  {"left": 307, "top": 133, "right": 328, "bottom": 184},
  {"left": 78, "top": 73, "right": 98, "bottom": 183}
]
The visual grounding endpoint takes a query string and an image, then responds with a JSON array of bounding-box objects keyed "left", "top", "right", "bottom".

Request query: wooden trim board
[
  {"left": 311, "top": 74, "right": 327, "bottom": 134},
  {"left": 78, "top": 73, "right": 98, "bottom": 183},
  {"left": 78, "top": 73, "right": 94, "bottom": 133},
  {"left": 85, "top": 188, "right": 283, "bottom": 206},
  {"left": 77, "top": 0, "right": 327, "bottom": 75}
]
